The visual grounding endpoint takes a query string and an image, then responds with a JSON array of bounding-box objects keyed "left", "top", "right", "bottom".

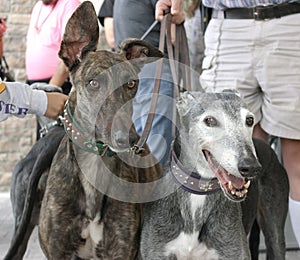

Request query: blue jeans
[{"left": 133, "top": 60, "right": 174, "bottom": 167}]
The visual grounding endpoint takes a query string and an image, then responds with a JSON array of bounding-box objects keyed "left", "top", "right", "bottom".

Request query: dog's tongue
[
  {"left": 203, "top": 150, "right": 245, "bottom": 189},
  {"left": 221, "top": 172, "right": 245, "bottom": 189}
]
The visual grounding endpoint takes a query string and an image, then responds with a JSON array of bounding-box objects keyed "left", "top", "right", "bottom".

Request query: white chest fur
[
  {"left": 164, "top": 194, "right": 219, "bottom": 259},
  {"left": 77, "top": 214, "right": 104, "bottom": 259},
  {"left": 164, "top": 232, "right": 219, "bottom": 260},
  {"left": 189, "top": 194, "right": 206, "bottom": 220}
]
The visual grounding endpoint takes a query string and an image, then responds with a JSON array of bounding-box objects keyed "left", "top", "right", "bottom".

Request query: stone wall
[
  {"left": 0, "top": 116, "right": 36, "bottom": 190},
  {"left": 0, "top": 0, "right": 105, "bottom": 190},
  {"left": 1, "top": 0, "right": 35, "bottom": 82}
]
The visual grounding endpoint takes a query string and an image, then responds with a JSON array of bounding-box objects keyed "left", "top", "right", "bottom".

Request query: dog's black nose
[
  {"left": 114, "top": 131, "right": 130, "bottom": 148},
  {"left": 114, "top": 129, "right": 138, "bottom": 148},
  {"left": 238, "top": 157, "right": 262, "bottom": 177}
]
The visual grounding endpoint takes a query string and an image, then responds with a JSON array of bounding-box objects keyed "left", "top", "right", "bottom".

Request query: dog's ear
[
  {"left": 118, "top": 38, "right": 164, "bottom": 70},
  {"left": 176, "top": 91, "right": 196, "bottom": 116},
  {"left": 59, "top": 1, "right": 99, "bottom": 71}
]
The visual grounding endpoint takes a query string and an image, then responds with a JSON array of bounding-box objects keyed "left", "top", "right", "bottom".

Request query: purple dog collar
[{"left": 170, "top": 148, "right": 220, "bottom": 195}]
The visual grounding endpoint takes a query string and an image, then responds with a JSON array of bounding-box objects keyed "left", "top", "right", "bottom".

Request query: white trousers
[{"left": 200, "top": 13, "right": 300, "bottom": 139}]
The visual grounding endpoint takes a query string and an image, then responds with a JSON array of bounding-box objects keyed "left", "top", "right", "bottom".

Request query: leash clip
[{"left": 131, "top": 145, "right": 145, "bottom": 155}]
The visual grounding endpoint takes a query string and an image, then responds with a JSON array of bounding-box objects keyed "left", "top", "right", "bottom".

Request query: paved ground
[
  {"left": 0, "top": 192, "right": 45, "bottom": 259},
  {"left": 0, "top": 191, "right": 299, "bottom": 259}
]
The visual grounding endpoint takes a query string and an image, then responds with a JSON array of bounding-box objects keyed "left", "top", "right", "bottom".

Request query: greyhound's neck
[{"left": 174, "top": 134, "right": 196, "bottom": 172}]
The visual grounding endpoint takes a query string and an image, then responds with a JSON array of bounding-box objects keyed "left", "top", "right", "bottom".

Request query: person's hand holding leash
[
  {"left": 44, "top": 92, "right": 68, "bottom": 120},
  {"left": 155, "top": 0, "right": 185, "bottom": 24}
]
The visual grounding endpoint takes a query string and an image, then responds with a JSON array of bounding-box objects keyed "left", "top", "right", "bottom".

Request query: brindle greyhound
[
  {"left": 38, "top": 2, "right": 164, "bottom": 259},
  {"left": 4, "top": 1, "right": 163, "bottom": 259}
]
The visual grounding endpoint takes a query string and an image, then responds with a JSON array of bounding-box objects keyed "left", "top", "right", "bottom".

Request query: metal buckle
[{"left": 253, "top": 4, "right": 274, "bottom": 20}]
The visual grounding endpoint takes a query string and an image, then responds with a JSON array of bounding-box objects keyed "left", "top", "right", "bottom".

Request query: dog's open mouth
[{"left": 203, "top": 150, "right": 250, "bottom": 201}]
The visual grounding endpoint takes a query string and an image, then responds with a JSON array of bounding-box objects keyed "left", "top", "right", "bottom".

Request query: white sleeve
[{"left": 0, "top": 81, "right": 48, "bottom": 122}]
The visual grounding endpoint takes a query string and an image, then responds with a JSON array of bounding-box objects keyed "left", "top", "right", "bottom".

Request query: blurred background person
[
  {"left": 25, "top": 0, "right": 80, "bottom": 93},
  {"left": 25, "top": 0, "right": 80, "bottom": 139},
  {"left": 98, "top": 0, "right": 115, "bottom": 50}
]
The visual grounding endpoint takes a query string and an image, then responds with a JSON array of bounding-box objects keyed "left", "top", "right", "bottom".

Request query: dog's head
[
  {"left": 176, "top": 91, "right": 262, "bottom": 202},
  {"left": 59, "top": 1, "right": 163, "bottom": 153}
]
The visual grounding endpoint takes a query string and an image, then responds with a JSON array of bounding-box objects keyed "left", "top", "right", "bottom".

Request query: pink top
[{"left": 26, "top": 0, "right": 80, "bottom": 80}]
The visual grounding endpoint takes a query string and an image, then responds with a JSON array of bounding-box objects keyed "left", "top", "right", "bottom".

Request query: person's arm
[
  {"left": 0, "top": 18, "right": 7, "bottom": 58},
  {"left": 0, "top": 81, "right": 67, "bottom": 122},
  {"left": 155, "top": 0, "right": 185, "bottom": 24},
  {"left": 98, "top": 0, "right": 114, "bottom": 26},
  {"left": 48, "top": 1, "right": 80, "bottom": 88},
  {"left": 104, "top": 17, "right": 115, "bottom": 50},
  {"left": 49, "top": 59, "right": 69, "bottom": 87},
  {"left": 98, "top": 0, "right": 115, "bottom": 49}
]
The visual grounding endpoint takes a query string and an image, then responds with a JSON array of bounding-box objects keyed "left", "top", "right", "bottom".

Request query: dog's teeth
[
  {"left": 236, "top": 191, "right": 243, "bottom": 198},
  {"left": 231, "top": 190, "right": 236, "bottom": 195},
  {"left": 228, "top": 181, "right": 233, "bottom": 191},
  {"left": 244, "top": 180, "right": 251, "bottom": 189},
  {"left": 242, "top": 189, "right": 248, "bottom": 195}
]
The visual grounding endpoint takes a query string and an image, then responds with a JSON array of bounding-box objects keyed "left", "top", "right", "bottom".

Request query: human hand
[
  {"left": 44, "top": 92, "right": 68, "bottom": 119},
  {"left": 156, "top": 0, "right": 185, "bottom": 24}
]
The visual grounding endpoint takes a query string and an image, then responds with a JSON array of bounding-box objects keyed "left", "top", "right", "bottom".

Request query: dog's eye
[
  {"left": 89, "top": 79, "right": 99, "bottom": 89},
  {"left": 142, "top": 47, "right": 149, "bottom": 56},
  {"left": 204, "top": 116, "right": 218, "bottom": 127},
  {"left": 246, "top": 116, "right": 254, "bottom": 127},
  {"left": 126, "top": 80, "right": 136, "bottom": 89}
]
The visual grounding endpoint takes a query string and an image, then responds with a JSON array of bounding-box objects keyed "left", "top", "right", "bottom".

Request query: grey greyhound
[{"left": 140, "top": 92, "right": 289, "bottom": 260}]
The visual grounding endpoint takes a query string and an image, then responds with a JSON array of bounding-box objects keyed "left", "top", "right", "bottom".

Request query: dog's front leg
[
  {"left": 39, "top": 141, "right": 86, "bottom": 259},
  {"left": 202, "top": 197, "right": 251, "bottom": 260}
]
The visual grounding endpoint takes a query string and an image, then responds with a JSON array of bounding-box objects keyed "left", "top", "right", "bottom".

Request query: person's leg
[
  {"left": 253, "top": 124, "right": 268, "bottom": 143},
  {"left": 281, "top": 138, "right": 300, "bottom": 246},
  {"left": 289, "top": 197, "right": 300, "bottom": 247},
  {"left": 256, "top": 14, "right": 300, "bottom": 247}
]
